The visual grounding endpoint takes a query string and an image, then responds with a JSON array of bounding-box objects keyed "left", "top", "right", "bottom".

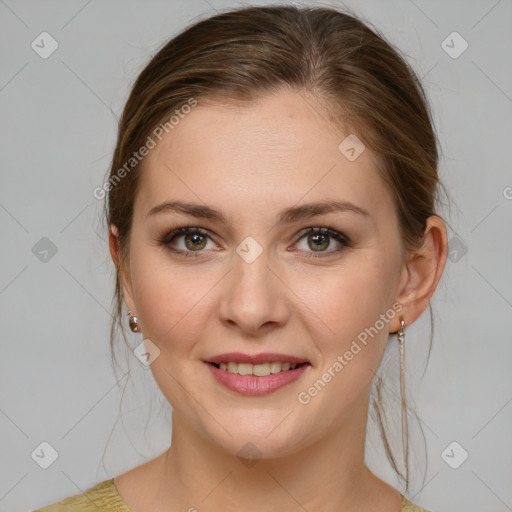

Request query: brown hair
[{"left": 105, "top": 4, "right": 445, "bottom": 493}]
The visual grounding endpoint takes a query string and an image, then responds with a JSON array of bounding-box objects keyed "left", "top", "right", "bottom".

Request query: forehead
[{"left": 135, "top": 90, "right": 394, "bottom": 222}]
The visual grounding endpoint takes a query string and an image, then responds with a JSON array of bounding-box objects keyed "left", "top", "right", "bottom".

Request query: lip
[
  {"left": 205, "top": 352, "right": 309, "bottom": 365},
  {"left": 205, "top": 361, "right": 310, "bottom": 396}
]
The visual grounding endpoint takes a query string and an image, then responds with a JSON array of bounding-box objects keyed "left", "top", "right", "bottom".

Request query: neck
[{"left": 149, "top": 395, "right": 390, "bottom": 511}]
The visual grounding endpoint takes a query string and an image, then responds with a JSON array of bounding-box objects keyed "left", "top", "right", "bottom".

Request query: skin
[{"left": 109, "top": 89, "right": 448, "bottom": 512}]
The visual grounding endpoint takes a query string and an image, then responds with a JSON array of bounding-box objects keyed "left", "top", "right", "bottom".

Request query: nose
[{"left": 218, "top": 247, "right": 290, "bottom": 336}]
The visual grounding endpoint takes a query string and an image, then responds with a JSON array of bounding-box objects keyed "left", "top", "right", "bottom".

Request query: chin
[{"left": 207, "top": 420, "right": 307, "bottom": 462}]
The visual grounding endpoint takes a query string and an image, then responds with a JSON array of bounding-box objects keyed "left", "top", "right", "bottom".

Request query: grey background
[{"left": 1, "top": 1, "right": 511, "bottom": 511}]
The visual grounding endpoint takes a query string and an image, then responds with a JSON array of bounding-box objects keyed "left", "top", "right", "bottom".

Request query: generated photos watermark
[
  {"left": 297, "top": 301, "right": 403, "bottom": 405},
  {"left": 93, "top": 97, "right": 198, "bottom": 200}
]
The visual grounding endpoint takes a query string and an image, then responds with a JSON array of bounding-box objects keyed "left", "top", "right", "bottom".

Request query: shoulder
[
  {"left": 32, "top": 478, "right": 131, "bottom": 512},
  {"left": 401, "top": 494, "right": 432, "bottom": 512}
]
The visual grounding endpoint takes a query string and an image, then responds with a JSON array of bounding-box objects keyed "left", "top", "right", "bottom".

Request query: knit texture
[{"left": 33, "top": 478, "right": 431, "bottom": 511}]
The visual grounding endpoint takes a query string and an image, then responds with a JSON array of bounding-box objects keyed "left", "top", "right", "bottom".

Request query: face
[{"left": 119, "top": 90, "right": 407, "bottom": 459}]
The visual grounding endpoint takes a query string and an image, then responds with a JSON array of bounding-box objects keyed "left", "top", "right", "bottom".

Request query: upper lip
[{"left": 205, "top": 352, "right": 310, "bottom": 365}]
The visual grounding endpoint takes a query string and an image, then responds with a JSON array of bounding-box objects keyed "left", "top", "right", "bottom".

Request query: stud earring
[{"left": 127, "top": 311, "right": 140, "bottom": 333}]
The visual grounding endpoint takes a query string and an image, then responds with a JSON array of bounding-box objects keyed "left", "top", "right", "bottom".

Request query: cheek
[
  {"left": 302, "top": 251, "right": 400, "bottom": 362},
  {"left": 132, "top": 267, "right": 208, "bottom": 347},
  {"left": 128, "top": 256, "right": 215, "bottom": 408},
  {"left": 128, "top": 242, "right": 221, "bottom": 356},
  {"left": 128, "top": 242, "right": 174, "bottom": 332}
]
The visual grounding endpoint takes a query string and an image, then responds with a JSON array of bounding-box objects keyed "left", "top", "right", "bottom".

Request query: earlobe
[{"left": 390, "top": 215, "right": 448, "bottom": 332}]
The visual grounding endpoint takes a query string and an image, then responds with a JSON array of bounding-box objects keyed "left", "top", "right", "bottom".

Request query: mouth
[
  {"left": 207, "top": 361, "right": 310, "bottom": 377},
  {"left": 204, "top": 358, "right": 311, "bottom": 396}
]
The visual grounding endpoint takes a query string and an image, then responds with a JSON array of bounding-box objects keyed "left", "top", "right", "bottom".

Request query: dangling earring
[
  {"left": 127, "top": 310, "right": 140, "bottom": 333},
  {"left": 397, "top": 318, "right": 409, "bottom": 490}
]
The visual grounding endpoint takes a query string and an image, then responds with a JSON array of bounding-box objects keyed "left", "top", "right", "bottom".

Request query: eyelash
[{"left": 158, "top": 226, "right": 351, "bottom": 259}]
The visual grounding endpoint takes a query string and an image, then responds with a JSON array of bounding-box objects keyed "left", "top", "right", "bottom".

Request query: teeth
[
  {"left": 270, "top": 362, "right": 283, "bottom": 373},
  {"left": 217, "top": 362, "right": 299, "bottom": 376}
]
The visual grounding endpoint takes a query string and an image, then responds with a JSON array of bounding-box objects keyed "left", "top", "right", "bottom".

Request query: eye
[
  {"left": 160, "top": 227, "right": 217, "bottom": 255},
  {"left": 293, "top": 226, "right": 350, "bottom": 257},
  {"left": 159, "top": 225, "right": 350, "bottom": 258}
]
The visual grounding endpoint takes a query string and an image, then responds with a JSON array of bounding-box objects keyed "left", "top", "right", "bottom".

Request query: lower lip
[{"left": 205, "top": 362, "right": 310, "bottom": 396}]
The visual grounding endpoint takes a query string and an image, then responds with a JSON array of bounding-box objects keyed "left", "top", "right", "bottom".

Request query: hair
[{"left": 104, "top": 3, "right": 446, "bottom": 494}]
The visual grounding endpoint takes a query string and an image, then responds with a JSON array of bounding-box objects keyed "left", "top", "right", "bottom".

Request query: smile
[
  {"left": 205, "top": 361, "right": 310, "bottom": 396},
  {"left": 211, "top": 361, "right": 305, "bottom": 376}
]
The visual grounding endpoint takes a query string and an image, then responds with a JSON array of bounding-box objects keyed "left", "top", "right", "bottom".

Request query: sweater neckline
[{"left": 108, "top": 478, "right": 410, "bottom": 511}]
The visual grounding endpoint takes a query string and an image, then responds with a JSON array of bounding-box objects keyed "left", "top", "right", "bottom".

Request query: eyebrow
[{"left": 147, "top": 199, "right": 370, "bottom": 224}]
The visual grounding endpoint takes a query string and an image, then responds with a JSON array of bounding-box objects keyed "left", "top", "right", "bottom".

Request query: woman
[{"left": 34, "top": 4, "right": 448, "bottom": 511}]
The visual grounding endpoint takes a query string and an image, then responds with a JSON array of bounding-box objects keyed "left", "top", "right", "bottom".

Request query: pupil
[
  {"left": 310, "top": 233, "right": 329, "bottom": 251},
  {"left": 186, "top": 233, "right": 206, "bottom": 250}
]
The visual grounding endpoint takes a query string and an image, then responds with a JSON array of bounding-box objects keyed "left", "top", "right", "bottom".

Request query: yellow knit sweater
[{"left": 33, "top": 478, "right": 431, "bottom": 511}]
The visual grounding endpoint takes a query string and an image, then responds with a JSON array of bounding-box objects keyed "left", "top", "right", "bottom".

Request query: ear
[
  {"left": 390, "top": 215, "right": 448, "bottom": 332},
  {"left": 109, "top": 224, "right": 136, "bottom": 314}
]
